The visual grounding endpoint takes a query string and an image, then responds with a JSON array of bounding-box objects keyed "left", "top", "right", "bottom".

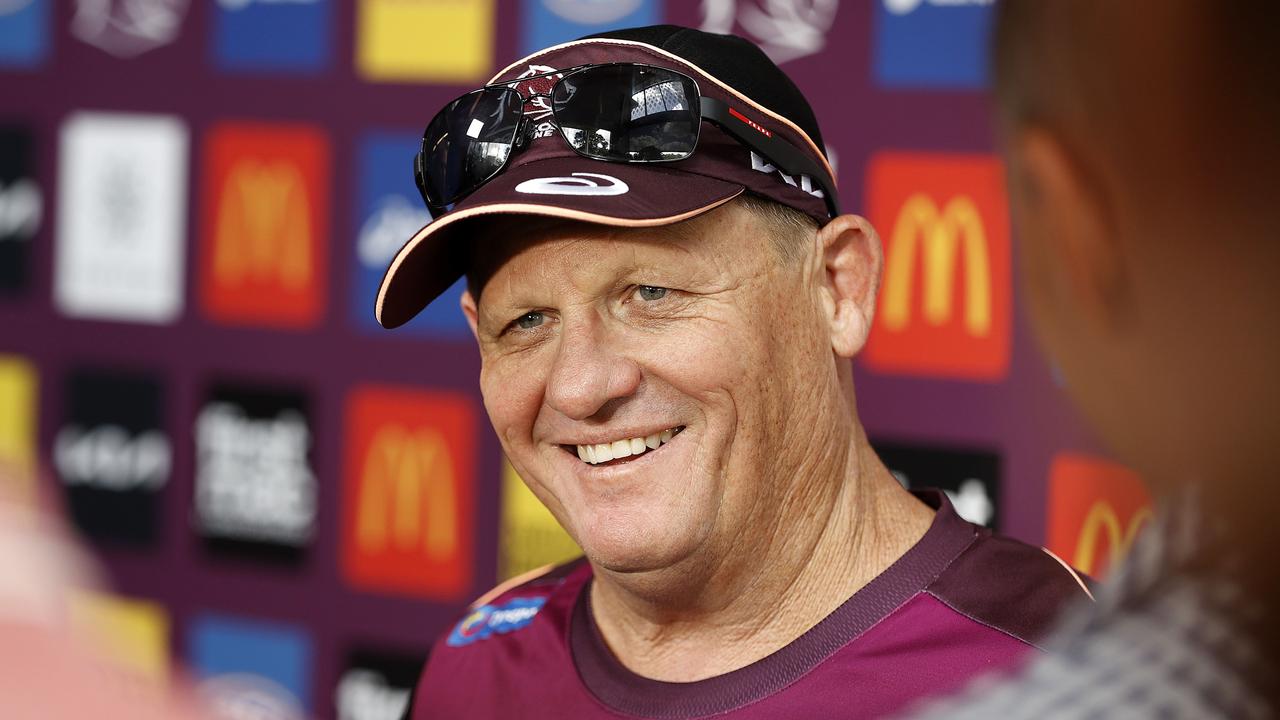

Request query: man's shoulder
[
  {"left": 436, "top": 557, "right": 590, "bottom": 652},
  {"left": 925, "top": 528, "right": 1094, "bottom": 649}
]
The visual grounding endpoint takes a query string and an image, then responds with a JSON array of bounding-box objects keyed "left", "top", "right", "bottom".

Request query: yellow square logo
[
  {"left": 70, "top": 592, "right": 170, "bottom": 685},
  {"left": 356, "top": 0, "right": 494, "bottom": 84},
  {"left": 499, "top": 460, "right": 581, "bottom": 581},
  {"left": 0, "top": 356, "right": 37, "bottom": 500}
]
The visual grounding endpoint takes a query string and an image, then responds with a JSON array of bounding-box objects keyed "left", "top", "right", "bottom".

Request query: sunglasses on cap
[{"left": 413, "top": 63, "right": 839, "bottom": 220}]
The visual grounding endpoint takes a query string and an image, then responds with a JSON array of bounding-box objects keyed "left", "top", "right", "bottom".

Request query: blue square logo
[
  {"left": 873, "top": 0, "right": 994, "bottom": 89},
  {"left": 0, "top": 0, "right": 50, "bottom": 68},
  {"left": 353, "top": 132, "right": 469, "bottom": 338},
  {"left": 212, "top": 0, "right": 332, "bottom": 73},
  {"left": 522, "top": 0, "right": 661, "bottom": 55},
  {"left": 189, "top": 614, "right": 313, "bottom": 717}
]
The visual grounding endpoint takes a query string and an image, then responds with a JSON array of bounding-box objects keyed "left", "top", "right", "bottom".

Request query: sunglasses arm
[{"left": 699, "top": 97, "right": 840, "bottom": 218}]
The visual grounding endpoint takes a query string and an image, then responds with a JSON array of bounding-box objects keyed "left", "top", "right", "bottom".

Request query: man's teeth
[{"left": 576, "top": 428, "right": 679, "bottom": 465}]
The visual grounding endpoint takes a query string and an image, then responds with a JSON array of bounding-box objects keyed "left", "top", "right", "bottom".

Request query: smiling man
[{"left": 379, "top": 25, "right": 1089, "bottom": 719}]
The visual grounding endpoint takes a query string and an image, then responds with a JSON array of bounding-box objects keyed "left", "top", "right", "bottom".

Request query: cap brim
[{"left": 375, "top": 156, "right": 744, "bottom": 329}]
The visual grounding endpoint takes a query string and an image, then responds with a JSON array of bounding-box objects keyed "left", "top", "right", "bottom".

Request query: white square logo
[{"left": 55, "top": 112, "right": 188, "bottom": 323}]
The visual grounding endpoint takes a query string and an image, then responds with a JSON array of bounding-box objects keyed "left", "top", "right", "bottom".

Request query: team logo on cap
[
  {"left": 515, "top": 172, "right": 628, "bottom": 197},
  {"left": 445, "top": 596, "right": 547, "bottom": 647},
  {"left": 509, "top": 64, "right": 563, "bottom": 140}
]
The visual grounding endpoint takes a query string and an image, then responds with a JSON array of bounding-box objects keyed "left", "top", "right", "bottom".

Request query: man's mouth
[{"left": 564, "top": 426, "right": 685, "bottom": 466}]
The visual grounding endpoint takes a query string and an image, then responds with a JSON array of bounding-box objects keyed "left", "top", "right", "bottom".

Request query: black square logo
[
  {"left": 194, "top": 382, "right": 316, "bottom": 565},
  {"left": 336, "top": 647, "right": 426, "bottom": 720},
  {"left": 0, "top": 125, "right": 40, "bottom": 294},
  {"left": 55, "top": 367, "right": 169, "bottom": 547},
  {"left": 874, "top": 440, "right": 1002, "bottom": 530}
]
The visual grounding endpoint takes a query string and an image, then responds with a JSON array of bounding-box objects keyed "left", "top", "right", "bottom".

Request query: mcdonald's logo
[
  {"left": 199, "top": 122, "right": 329, "bottom": 329},
  {"left": 341, "top": 385, "right": 476, "bottom": 600},
  {"left": 1045, "top": 453, "right": 1152, "bottom": 579},
  {"left": 862, "top": 153, "right": 1011, "bottom": 381}
]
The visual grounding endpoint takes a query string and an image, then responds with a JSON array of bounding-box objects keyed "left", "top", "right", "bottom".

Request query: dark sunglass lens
[
  {"left": 422, "top": 88, "right": 523, "bottom": 207},
  {"left": 552, "top": 66, "right": 699, "bottom": 162}
]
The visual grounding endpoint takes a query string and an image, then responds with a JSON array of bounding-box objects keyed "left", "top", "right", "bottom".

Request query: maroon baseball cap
[{"left": 376, "top": 25, "right": 838, "bottom": 329}]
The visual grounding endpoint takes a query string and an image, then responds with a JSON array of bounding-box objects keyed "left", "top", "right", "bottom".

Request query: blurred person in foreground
[
  {"left": 909, "top": 2, "right": 1280, "bottom": 718},
  {"left": 377, "top": 25, "right": 1089, "bottom": 719},
  {"left": 0, "top": 470, "right": 209, "bottom": 720}
]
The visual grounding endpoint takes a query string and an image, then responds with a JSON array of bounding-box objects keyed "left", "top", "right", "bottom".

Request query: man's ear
[
  {"left": 1009, "top": 127, "right": 1126, "bottom": 332},
  {"left": 460, "top": 289, "right": 480, "bottom": 341},
  {"left": 817, "top": 214, "right": 883, "bottom": 358}
]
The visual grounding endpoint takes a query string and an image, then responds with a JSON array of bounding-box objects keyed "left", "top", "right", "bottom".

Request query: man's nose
[{"left": 544, "top": 316, "right": 641, "bottom": 421}]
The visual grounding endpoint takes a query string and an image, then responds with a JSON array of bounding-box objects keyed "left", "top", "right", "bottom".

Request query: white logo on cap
[
  {"left": 515, "top": 173, "right": 629, "bottom": 197},
  {"left": 749, "top": 152, "right": 824, "bottom": 198}
]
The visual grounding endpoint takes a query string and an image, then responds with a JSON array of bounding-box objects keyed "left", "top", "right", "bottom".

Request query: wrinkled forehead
[{"left": 464, "top": 205, "right": 746, "bottom": 303}]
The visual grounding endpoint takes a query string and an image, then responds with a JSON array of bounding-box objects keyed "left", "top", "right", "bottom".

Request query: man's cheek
[{"left": 481, "top": 368, "right": 542, "bottom": 447}]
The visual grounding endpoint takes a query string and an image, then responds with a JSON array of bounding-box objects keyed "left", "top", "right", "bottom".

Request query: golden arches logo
[
  {"left": 882, "top": 194, "right": 992, "bottom": 336},
  {"left": 214, "top": 160, "right": 312, "bottom": 289},
  {"left": 1073, "top": 501, "right": 1153, "bottom": 575},
  {"left": 356, "top": 425, "right": 458, "bottom": 561}
]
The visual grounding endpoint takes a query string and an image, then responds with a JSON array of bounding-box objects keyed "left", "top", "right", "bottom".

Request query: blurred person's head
[{"left": 993, "top": 2, "right": 1280, "bottom": 497}]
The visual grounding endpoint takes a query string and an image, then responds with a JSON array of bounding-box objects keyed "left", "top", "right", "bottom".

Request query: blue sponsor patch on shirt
[{"left": 447, "top": 597, "right": 548, "bottom": 647}]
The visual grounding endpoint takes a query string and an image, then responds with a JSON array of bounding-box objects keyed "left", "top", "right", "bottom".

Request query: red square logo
[
  {"left": 1045, "top": 453, "right": 1153, "bottom": 579},
  {"left": 199, "top": 122, "right": 329, "bottom": 328},
  {"left": 862, "top": 153, "right": 1012, "bottom": 381},
  {"left": 341, "top": 385, "right": 476, "bottom": 601}
]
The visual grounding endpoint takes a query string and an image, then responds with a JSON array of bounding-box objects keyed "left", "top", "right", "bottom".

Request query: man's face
[{"left": 463, "top": 203, "right": 835, "bottom": 574}]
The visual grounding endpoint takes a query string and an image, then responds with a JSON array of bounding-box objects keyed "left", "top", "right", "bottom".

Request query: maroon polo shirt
[{"left": 410, "top": 492, "right": 1091, "bottom": 719}]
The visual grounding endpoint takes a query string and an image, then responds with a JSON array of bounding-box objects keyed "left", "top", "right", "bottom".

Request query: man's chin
[{"left": 577, "top": 529, "right": 700, "bottom": 577}]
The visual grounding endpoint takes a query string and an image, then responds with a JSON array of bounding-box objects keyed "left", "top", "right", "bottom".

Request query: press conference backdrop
[{"left": 0, "top": 1, "right": 1152, "bottom": 719}]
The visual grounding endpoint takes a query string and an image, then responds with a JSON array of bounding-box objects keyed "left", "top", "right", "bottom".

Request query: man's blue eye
[
  {"left": 638, "top": 286, "right": 668, "bottom": 301},
  {"left": 515, "top": 312, "right": 543, "bottom": 330}
]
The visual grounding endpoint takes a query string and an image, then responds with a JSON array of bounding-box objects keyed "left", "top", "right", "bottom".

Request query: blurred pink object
[{"left": 0, "top": 473, "right": 213, "bottom": 720}]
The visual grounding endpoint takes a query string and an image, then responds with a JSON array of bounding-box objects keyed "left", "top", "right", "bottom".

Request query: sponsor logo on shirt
[
  {"left": 875, "top": 440, "right": 1001, "bottom": 529},
  {"left": 194, "top": 383, "right": 316, "bottom": 563},
  {"left": 355, "top": 0, "right": 494, "bottom": 83},
  {"left": 700, "top": 0, "right": 837, "bottom": 65},
  {"left": 0, "top": 125, "right": 40, "bottom": 295},
  {"left": 0, "top": 0, "right": 50, "bottom": 68},
  {"left": 500, "top": 460, "right": 581, "bottom": 580},
  {"left": 0, "top": 355, "right": 36, "bottom": 498},
  {"left": 1045, "top": 453, "right": 1152, "bottom": 579},
  {"left": 70, "top": 0, "right": 189, "bottom": 58},
  {"left": 341, "top": 385, "right": 475, "bottom": 600},
  {"left": 199, "top": 122, "right": 329, "bottom": 329},
  {"left": 335, "top": 648, "right": 424, "bottom": 720},
  {"left": 446, "top": 596, "right": 548, "bottom": 647},
  {"left": 351, "top": 132, "right": 469, "bottom": 337},
  {"left": 55, "top": 112, "right": 188, "bottom": 324},
  {"left": 56, "top": 367, "right": 170, "bottom": 547},
  {"left": 522, "top": 0, "right": 659, "bottom": 55},
  {"left": 189, "top": 614, "right": 312, "bottom": 720},
  {"left": 873, "top": 0, "right": 994, "bottom": 89},
  {"left": 212, "top": 0, "right": 332, "bottom": 73},
  {"left": 862, "top": 152, "right": 1011, "bottom": 381}
]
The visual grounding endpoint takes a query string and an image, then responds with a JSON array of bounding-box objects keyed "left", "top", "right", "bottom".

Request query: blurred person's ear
[
  {"left": 1007, "top": 128, "right": 1128, "bottom": 335},
  {"left": 816, "top": 214, "right": 883, "bottom": 358}
]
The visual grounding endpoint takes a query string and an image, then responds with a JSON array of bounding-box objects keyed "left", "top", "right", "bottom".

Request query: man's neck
[{"left": 587, "top": 435, "right": 935, "bottom": 682}]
